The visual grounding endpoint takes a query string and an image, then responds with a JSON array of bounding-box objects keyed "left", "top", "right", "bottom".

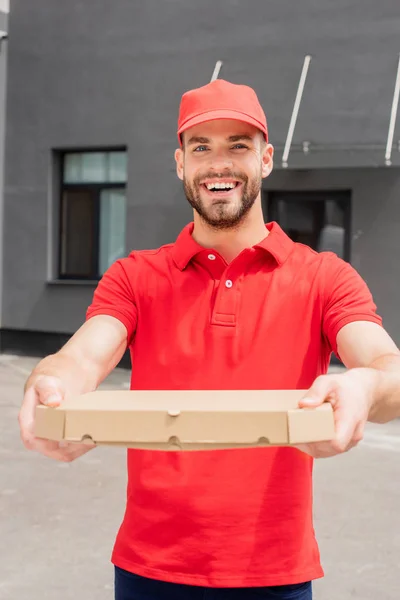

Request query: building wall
[
  {"left": 2, "top": 0, "right": 400, "bottom": 351},
  {"left": 0, "top": 10, "right": 8, "bottom": 329}
]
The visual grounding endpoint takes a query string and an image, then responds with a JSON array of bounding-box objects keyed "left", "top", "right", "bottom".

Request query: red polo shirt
[{"left": 86, "top": 222, "right": 381, "bottom": 588}]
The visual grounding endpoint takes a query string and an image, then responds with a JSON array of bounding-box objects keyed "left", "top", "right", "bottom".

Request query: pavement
[{"left": 0, "top": 355, "right": 399, "bottom": 599}]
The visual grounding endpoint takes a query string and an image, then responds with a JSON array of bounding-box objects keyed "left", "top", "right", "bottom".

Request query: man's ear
[
  {"left": 261, "top": 143, "right": 274, "bottom": 179},
  {"left": 175, "top": 148, "right": 184, "bottom": 181}
]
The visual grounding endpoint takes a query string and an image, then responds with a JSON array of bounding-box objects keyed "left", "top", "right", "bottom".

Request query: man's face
[{"left": 175, "top": 119, "right": 273, "bottom": 230}]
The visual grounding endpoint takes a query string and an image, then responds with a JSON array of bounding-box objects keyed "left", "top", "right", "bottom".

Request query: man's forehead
[
  {"left": 184, "top": 120, "right": 260, "bottom": 144},
  {"left": 186, "top": 133, "right": 255, "bottom": 144}
]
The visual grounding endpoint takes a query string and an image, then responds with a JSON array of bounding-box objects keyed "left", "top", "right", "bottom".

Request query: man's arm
[
  {"left": 297, "top": 320, "right": 400, "bottom": 457},
  {"left": 336, "top": 321, "right": 400, "bottom": 423},
  {"left": 19, "top": 315, "right": 128, "bottom": 461},
  {"left": 24, "top": 315, "right": 128, "bottom": 395}
]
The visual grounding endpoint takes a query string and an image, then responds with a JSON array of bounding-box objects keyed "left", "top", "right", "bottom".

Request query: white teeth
[{"left": 206, "top": 182, "right": 236, "bottom": 190}]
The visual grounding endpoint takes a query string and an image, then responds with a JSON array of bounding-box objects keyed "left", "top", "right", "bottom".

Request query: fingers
[
  {"left": 299, "top": 375, "right": 339, "bottom": 409},
  {"left": 19, "top": 375, "right": 94, "bottom": 463},
  {"left": 35, "top": 376, "right": 65, "bottom": 407},
  {"left": 18, "top": 386, "right": 38, "bottom": 439},
  {"left": 297, "top": 372, "right": 369, "bottom": 458},
  {"left": 295, "top": 416, "right": 365, "bottom": 459},
  {"left": 19, "top": 375, "right": 66, "bottom": 448},
  {"left": 334, "top": 407, "right": 365, "bottom": 451},
  {"left": 27, "top": 438, "right": 95, "bottom": 462},
  {"left": 52, "top": 441, "right": 96, "bottom": 462},
  {"left": 296, "top": 390, "right": 365, "bottom": 458},
  {"left": 294, "top": 441, "right": 339, "bottom": 458},
  {"left": 62, "top": 442, "right": 96, "bottom": 461}
]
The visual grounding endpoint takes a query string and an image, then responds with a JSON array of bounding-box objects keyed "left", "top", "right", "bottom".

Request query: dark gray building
[
  {"left": 2, "top": 0, "right": 400, "bottom": 358},
  {"left": 0, "top": 2, "right": 8, "bottom": 338}
]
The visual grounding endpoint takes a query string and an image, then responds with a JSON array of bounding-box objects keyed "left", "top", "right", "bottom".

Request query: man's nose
[{"left": 209, "top": 150, "right": 234, "bottom": 171}]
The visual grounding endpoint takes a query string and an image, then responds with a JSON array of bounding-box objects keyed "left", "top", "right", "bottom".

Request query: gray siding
[
  {"left": 0, "top": 10, "right": 7, "bottom": 328},
  {"left": 3, "top": 1, "right": 400, "bottom": 343}
]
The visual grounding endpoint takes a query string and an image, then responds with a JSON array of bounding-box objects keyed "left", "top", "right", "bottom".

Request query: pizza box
[{"left": 35, "top": 389, "right": 335, "bottom": 450}]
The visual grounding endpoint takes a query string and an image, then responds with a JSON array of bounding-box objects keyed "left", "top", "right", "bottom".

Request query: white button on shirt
[
  {"left": 225, "top": 280, "right": 233, "bottom": 288},
  {"left": 208, "top": 254, "right": 216, "bottom": 261}
]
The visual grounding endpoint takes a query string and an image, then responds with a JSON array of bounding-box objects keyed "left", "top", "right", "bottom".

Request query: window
[
  {"left": 59, "top": 150, "right": 127, "bottom": 279},
  {"left": 266, "top": 191, "right": 351, "bottom": 260}
]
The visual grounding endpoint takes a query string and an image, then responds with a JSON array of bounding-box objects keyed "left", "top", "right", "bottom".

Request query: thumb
[
  {"left": 299, "top": 376, "right": 338, "bottom": 409},
  {"left": 35, "top": 376, "right": 65, "bottom": 407},
  {"left": 334, "top": 407, "right": 364, "bottom": 451}
]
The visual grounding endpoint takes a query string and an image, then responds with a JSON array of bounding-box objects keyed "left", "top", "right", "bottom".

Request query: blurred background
[
  {"left": 0, "top": 2, "right": 399, "bottom": 599},
  {"left": 0, "top": 0, "right": 400, "bottom": 357}
]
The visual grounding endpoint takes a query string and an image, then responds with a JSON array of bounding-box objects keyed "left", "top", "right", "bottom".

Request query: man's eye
[
  {"left": 232, "top": 144, "right": 248, "bottom": 150},
  {"left": 193, "top": 145, "right": 209, "bottom": 152}
]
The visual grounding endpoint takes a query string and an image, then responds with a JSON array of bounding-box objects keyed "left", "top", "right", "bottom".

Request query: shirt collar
[
  {"left": 254, "top": 221, "right": 294, "bottom": 266},
  {"left": 171, "top": 221, "right": 294, "bottom": 270},
  {"left": 171, "top": 223, "right": 204, "bottom": 270}
]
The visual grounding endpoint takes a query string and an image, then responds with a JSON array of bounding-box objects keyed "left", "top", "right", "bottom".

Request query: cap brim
[{"left": 177, "top": 109, "right": 268, "bottom": 146}]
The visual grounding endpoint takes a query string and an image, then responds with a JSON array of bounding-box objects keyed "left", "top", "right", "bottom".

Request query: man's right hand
[{"left": 18, "top": 375, "right": 95, "bottom": 462}]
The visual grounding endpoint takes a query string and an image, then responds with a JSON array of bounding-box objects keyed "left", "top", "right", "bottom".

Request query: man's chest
[{"left": 129, "top": 268, "right": 328, "bottom": 390}]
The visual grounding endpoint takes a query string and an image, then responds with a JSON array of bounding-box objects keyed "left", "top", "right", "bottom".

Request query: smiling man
[
  {"left": 180, "top": 124, "right": 268, "bottom": 232},
  {"left": 19, "top": 79, "right": 400, "bottom": 600}
]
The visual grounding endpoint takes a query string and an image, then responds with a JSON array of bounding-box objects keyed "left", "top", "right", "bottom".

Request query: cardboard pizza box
[{"left": 35, "top": 389, "right": 335, "bottom": 450}]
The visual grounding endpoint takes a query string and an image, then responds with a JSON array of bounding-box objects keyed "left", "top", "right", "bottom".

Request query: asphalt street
[{"left": 0, "top": 355, "right": 399, "bottom": 599}]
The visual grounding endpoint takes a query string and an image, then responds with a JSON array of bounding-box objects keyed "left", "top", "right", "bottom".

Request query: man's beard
[{"left": 183, "top": 169, "right": 262, "bottom": 230}]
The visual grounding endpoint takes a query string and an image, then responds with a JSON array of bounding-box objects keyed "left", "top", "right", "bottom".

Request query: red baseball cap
[{"left": 177, "top": 79, "right": 268, "bottom": 146}]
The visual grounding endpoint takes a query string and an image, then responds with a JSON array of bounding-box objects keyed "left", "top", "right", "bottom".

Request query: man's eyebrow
[
  {"left": 186, "top": 134, "right": 255, "bottom": 146},
  {"left": 186, "top": 136, "right": 210, "bottom": 145},
  {"left": 227, "top": 134, "right": 254, "bottom": 143}
]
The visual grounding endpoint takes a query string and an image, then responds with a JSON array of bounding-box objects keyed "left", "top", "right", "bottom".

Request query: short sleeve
[
  {"left": 86, "top": 259, "right": 137, "bottom": 346},
  {"left": 321, "top": 253, "right": 382, "bottom": 356}
]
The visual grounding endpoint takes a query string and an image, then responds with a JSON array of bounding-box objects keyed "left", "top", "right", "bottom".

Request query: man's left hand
[{"left": 295, "top": 368, "right": 380, "bottom": 458}]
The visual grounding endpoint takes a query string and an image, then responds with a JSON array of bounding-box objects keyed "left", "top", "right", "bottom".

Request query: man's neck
[{"left": 191, "top": 202, "right": 269, "bottom": 263}]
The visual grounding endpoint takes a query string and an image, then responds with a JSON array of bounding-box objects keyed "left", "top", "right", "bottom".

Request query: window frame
[
  {"left": 58, "top": 148, "right": 127, "bottom": 281},
  {"left": 265, "top": 190, "right": 352, "bottom": 261}
]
